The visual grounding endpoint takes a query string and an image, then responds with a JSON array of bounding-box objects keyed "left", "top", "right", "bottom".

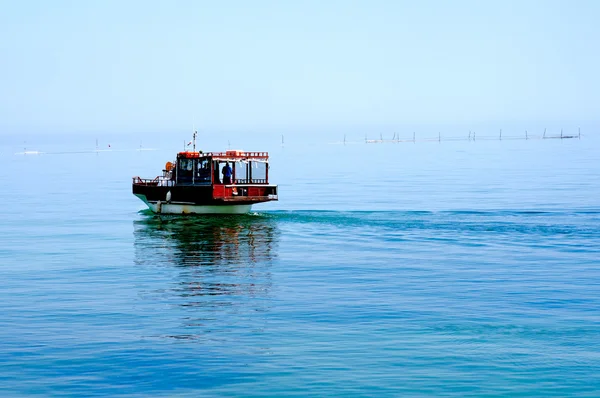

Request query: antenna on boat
[{"left": 191, "top": 116, "right": 198, "bottom": 152}]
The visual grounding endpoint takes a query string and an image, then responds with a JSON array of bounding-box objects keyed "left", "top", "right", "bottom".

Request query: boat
[{"left": 132, "top": 132, "right": 278, "bottom": 214}]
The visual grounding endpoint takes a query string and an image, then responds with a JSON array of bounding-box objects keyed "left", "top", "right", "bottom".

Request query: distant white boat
[{"left": 14, "top": 150, "right": 43, "bottom": 155}]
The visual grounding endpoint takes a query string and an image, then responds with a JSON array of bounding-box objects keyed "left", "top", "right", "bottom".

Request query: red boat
[{"left": 132, "top": 136, "right": 278, "bottom": 214}]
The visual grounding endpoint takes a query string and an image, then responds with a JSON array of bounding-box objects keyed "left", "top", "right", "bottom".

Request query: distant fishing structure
[
  {"left": 362, "top": 128, "right": 581, "bottom": 144},
  {"left": 137, "top": 140, "right": 155, "bottom": 151},
  {"left": 14, "top": 138, "right": 155, "bottom": 156}
]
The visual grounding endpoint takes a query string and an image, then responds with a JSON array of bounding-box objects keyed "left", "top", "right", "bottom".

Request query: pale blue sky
[{"left": 1, "top": 0, "right": 598, "bottom": 134}]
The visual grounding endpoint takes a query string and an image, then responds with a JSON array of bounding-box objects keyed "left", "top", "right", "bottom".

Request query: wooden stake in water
[
  {"left": 413, "top": 132, "right": 416, "bottom": 143},
  {"left": 526, "top": 130, "right": 528, "bottom": 140},
  {"left": 543, "top": 128, "right": 546, "bottom": 139},
  {"left": 499, "top": 129, "right": 502, "bottom": 140}
]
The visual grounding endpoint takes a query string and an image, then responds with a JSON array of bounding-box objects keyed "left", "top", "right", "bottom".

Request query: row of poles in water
[
  {"left": 353, "top": 128, "right": 581, "bottom": 144},
  {"left": 276, "top": 128, "right": 582, "bottom": 147}
]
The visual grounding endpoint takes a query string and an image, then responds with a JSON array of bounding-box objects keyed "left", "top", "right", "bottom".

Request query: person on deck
[{"left": 222, "top": 162, "right": 233, "bottom": 184}]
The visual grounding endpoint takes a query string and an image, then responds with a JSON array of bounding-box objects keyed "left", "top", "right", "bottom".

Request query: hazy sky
[{"left": 1, "top": 0, "right": 598, "bottom": 134}]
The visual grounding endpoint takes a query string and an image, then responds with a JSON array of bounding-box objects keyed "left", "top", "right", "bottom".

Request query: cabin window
[
  {"left": 176, "top": 158, "right": 194, "bottom": 183},
  {"left": 179, "top": 158, "right": 192, "bottom": 172},
  {"left": 176, "top": 157, "right": 212, "bottom": 184},
  {"left": 196, "top": 158, "right": 211, "bottom": 183},
  {"left": 251, "top": 161, "right": 267, "bottom": 184},
  {"left": 213, "top": 160, "right": 221, "bottom": 184},
  {"left": 211, "top": 160, "right": 268, "bottom": 184},
  {"left": 234, "top": 161, "right": 248, "bottom": 184},
  {"left": 214, "top": 160, "right": 233, "bottom": 184}
]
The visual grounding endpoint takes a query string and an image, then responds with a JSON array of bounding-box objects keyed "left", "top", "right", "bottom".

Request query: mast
[{"left": 192, "top": 130, "right": 197, "bottom": 184}]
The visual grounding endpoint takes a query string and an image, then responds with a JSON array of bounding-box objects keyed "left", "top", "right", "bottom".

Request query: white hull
[{"left": 135, "top": 194, "right": 252, "bottom": 214}]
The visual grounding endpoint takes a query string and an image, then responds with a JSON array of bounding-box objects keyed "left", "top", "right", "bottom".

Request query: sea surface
[{"left": 1, "top": 131, "right": 599, "bottom": 396}]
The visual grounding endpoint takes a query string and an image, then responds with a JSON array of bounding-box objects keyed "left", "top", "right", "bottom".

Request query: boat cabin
[
  {"left": 139, "top": 149, "right": 277, "bottom": 201},
  {"left": 173, "top": 150, "right": 269, "bottom": 186}
]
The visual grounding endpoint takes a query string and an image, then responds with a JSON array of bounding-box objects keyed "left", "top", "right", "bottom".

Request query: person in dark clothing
[{"left": 222, "top": 161, "right": 233, "bottom": 184}]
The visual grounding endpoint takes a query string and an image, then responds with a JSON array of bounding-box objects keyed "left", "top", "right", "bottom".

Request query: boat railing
[
  {"left": 133, "top": 176, "right": 267, "bottom": 186},
  {"left": 234, "top": 178, "right": 268, "bottom": 184},
  {"left": 132, "top": 177, "right": 175, "bottom": 187},
  {"left": 207, "top": 151, "right": 269, "bottom": 159}
]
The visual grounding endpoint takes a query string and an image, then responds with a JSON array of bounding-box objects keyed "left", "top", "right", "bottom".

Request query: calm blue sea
[{"left": 1, "top": 131, "right": 599, "bottom": 396}]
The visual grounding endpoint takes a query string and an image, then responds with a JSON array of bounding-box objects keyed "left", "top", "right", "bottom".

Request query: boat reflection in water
[{"left": 133, "top": 213, "right": 279, "bottom": 342}]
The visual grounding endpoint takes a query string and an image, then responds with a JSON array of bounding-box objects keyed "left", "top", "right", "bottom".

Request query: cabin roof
[{"left": 177, "top": 150, "right": 269, "bottom": 160}]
